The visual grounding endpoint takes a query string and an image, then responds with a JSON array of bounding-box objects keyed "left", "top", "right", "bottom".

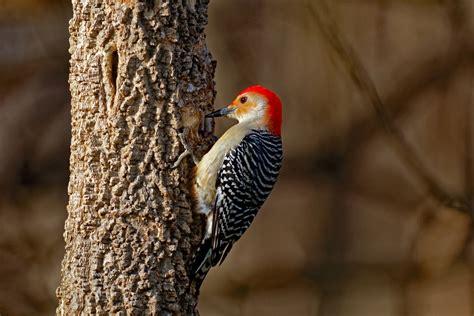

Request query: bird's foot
[{"left": 172, "top": 128, "right": 199, "bottom": 169}]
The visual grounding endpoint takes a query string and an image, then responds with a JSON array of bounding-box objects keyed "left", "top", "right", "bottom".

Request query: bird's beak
[{"left": 205, "top": 106, "right": 236, "bottom": 118}]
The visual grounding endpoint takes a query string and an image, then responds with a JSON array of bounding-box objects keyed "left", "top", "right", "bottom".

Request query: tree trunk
[{"left": 57, "top": 0, "right": 215, "bottom": 314}]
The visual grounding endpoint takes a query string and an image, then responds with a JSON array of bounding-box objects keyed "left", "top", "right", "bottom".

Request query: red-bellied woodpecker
[{"left": 189, "top": 85, "right": 283, "bottom": 288}]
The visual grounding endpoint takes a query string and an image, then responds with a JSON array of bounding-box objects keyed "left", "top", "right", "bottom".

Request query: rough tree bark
[{"left": 57, "top": 0, "right": 215, "bottom": 314}]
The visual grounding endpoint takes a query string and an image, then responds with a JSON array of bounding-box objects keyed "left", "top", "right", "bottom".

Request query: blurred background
[{"left": 0, "top": 0, "right": 473, "bottom": 315}]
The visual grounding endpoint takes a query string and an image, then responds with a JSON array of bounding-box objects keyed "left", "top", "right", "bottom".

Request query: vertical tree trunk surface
[{"left": 57, "top": 0, "right": 214, "bottom": 314}]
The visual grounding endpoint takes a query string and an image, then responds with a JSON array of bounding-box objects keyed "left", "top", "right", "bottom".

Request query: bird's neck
[{"left": 236, "top": 116, "right": 269, "bottom": 132}]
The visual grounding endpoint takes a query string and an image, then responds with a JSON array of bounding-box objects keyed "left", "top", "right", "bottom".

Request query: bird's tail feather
[{"left": 189, "top": 237, "right": 212, "bottom": 289}]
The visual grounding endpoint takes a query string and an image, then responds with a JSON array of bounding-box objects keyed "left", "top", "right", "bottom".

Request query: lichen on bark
[{"left": 57, "top": 0, "right": 215, "bottom": 314}]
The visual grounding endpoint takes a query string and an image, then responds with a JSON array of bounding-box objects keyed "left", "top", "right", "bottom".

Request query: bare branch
[
  {"left": 308, "top": 0, "right": 471, "bottom": 214},
  {"left": 347, "top": 51, "right": 470, "bottom": 155},
  {"left": 466, "top": 75, "right": 473, "bottom": 210}
]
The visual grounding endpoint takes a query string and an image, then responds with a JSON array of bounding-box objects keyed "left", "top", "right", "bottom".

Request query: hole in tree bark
[
  {"left": 145, "top": 0, "right": 155, "bottom": 10},
  {"left": 111, "top": 50, "right": 119, "bottom": 91}
]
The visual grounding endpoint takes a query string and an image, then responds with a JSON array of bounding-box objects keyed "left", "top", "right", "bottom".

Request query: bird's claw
[
  {"left": 172, "top": 149, "right": 192, "bottom": 169},
  {"left": 172, "top": 128, "right": 199, "bottom": 168}
]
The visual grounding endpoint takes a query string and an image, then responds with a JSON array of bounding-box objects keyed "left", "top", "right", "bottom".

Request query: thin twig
[
  {"left": 308, "top": 0, "right": 470, "bottom": 214},
  {"left": 466, "top": 73, "right": 473, "bottom": 210},
  {"left": 346, "top": 51, "right": 468, "bottom": 156},
  {"left": 449, "top": 0, "right": 474, "bottom": 211}
]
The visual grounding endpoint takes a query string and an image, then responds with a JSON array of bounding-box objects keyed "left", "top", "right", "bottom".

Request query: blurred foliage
[{"left": 0, "top": 0, "right": 472, "bottom": 315}]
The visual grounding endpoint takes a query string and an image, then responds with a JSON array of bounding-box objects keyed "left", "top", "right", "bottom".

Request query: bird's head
[{"left": 206, "top": 85, "right": 282, "bottom": 136}]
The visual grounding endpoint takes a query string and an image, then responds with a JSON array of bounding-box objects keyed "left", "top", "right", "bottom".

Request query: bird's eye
[{"left": 239, "top": 96, "right": 248, "bottom": 104}]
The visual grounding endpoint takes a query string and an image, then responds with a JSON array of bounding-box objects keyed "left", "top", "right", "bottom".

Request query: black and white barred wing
[{"left": 211, "top": 131, "right": 283, "bottom": 266}]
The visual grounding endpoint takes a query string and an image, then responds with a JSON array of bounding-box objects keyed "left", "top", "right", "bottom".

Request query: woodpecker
[{"left": 189, "top": 85, "right": 283, "bottom": 288}]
